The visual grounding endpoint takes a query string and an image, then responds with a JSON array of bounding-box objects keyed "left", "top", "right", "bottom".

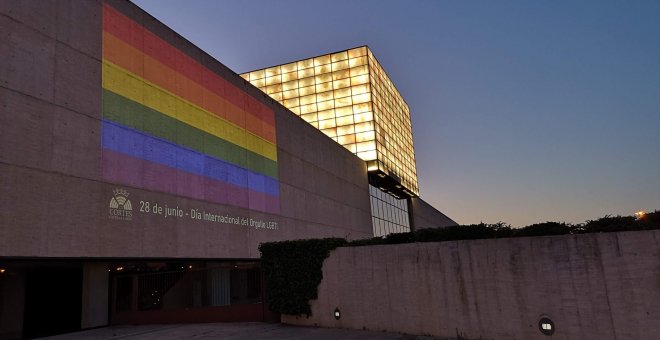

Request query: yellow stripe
[{"left": 102, "top": 60, "right": 277, "bottom": 161}]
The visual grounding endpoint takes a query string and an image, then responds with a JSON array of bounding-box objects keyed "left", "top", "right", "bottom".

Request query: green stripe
[{"left": 102, "top": 89, "right": 278, "bottom": 179}]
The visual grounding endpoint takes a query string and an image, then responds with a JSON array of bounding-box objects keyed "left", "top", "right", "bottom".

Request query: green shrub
[
  {"left": 582, "top": 215, "right": 636, "bottom": 233},
  {"left": 347, "top": 237, "right": 385, "bottom": 247},
  {"left": 413, "top": 222, "right": 512, "bottom": 242},
  {"left": 258, "top": 237, "right": 346, "bottom": 316},
  {"left": 637, "top": 210, "right": 660, "bottom": 229},
  {"left": 514, "top": 222, "right": 574, "bottom": 237}
]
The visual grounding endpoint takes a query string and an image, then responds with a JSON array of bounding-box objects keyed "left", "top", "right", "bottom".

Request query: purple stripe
[
  {"left": 102, "top": 149, "right": 280, "bottom": 214},
  {"left": 102, "top": 120, "right": 279, "bottom": 196}
]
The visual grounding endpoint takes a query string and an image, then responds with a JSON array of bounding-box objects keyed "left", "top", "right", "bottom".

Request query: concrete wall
[
  {"left": 81, "top": 262, "right": 109, "bottom": 329},
  {"left": 0, "top": 0, "right": 372, "bottom": 260},
  {"left": 283, "top": 230, "right": 660, "bottom": 340},
  {"left": 0, "top": 270, "right": 25, "bottom": 339},
  {"left": 410, "top": 197, "right": 457, "bottom": 230}
]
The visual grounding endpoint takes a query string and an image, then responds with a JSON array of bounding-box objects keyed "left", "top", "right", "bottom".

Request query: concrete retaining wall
[{"left": 283, "top": 230, "right": 660, "bottom": 340}]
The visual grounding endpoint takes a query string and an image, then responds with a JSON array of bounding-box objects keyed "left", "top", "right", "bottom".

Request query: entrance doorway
[{"left": 22, "top": 263, "right": 82, "bottom": 338}]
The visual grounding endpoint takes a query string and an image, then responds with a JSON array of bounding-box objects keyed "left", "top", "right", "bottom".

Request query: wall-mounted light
[
  {"left": 333, "top": 307, "right": 341, "bottom": 320},
  {"left": 0, "top": 268, "right": 5, "bottom": 274},
  {"left": 539, "top": 317, "right": 555, "bottom": 336}
]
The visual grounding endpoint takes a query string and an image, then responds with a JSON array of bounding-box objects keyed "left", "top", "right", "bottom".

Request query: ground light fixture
[
  {"left": 539, "top": 317, "right": 555, "bottom": 336},
  {"left": 334, "top": 307, "right": 341, "bottom": 320}
]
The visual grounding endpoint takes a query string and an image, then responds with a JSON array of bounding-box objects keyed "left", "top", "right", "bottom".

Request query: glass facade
[
  {"left": 240, "top": 46, "right": 419, "bottom": 196},
  {"left": 110, "top": 261, "right": 262, "bottom": 312},
  {"left": 369, "top": 185, "right": 411, "bottom": 237}
]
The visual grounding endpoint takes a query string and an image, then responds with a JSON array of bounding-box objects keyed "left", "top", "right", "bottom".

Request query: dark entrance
[
  {"left": 22, "top": 263, "right": 83, "bottom": 338},
  {"left": 109, "top": 261, "right": 274, "bottom": 324}
]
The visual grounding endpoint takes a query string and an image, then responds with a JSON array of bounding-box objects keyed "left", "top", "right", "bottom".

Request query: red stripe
[{"left": 102, "top": 3, "right": 275, "bottom": 127}]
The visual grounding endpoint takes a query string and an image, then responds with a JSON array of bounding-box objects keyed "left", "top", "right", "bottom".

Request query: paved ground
[{"left": 42, "top": 323, "right": 451, "bottom": 339}]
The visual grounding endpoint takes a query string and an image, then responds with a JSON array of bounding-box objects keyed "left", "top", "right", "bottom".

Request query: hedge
[{"left": 258, "top": 237, "right": 347, "bottom": 316}]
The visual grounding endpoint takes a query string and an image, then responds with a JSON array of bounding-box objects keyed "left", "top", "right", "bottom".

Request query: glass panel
[
  {"left": 352, "top": 93, "right": 371, "bottom": 104},
  {"left": 358, "top": 150, "right": 377, "bottom": 160},
  {"left": 348, "top": 56, "right": 367, "bottom": 68},
  {"left": 282, "top": 89, "right": 299, "bottom": 99},
  {"left": 337, "top": 124, "right": 355, "bottom": 136},
  {"left": 333, "top": 78, "right": 351, "bottom": 90},
  {"left": 298, "top": 68, "right": 314, "bottom": 78},
  {"left": 332, "top": 69, "right": 351, "bottom": 80},
  {"left": 356, "top": 141, "right": 376, "bottom": 152},
  {"left": 281, "top": 62, "right": 297, "bottom": 73},
  {"left": 282, "top": 71, "right": 297, "bottom": 82},
  {"left": 300, "top": 103, "right": 317, "bottom": 114},
  {"left": 355, "top": 130, "right": 375, "bottom": 142},
  {"left": 314, "top": 64, "right": 331, "bottom": 75},
  {"left": 265, "top": 75, "right": 281, "bottom": 85},
  {"left": 350, "top": 65, "right": 369, "bottom": 76},
  {"left": 335, "top": 106, "right": 353, "bottom": 117},
  {"left": 336, "top": 115, "right": 354, "bottom": 126},
  {"left": 299, "top": 94, "right": 317, "bottom": 105},
  {"left": 316, "top": 82, "right": 333, "bottom": 92},
  {"left": 299, "top": 77, "right": 315, "bottom": 87},
  {"left": 331, "top": 51, "right": 348, "bottom": 62},
  {"left": 317, "top": 100, "right": 335, "bottom": 111},
  {"left": 335, "top": 96, "right": 352, "bottom": 107},
  {"left": 317, "top": 91, "right": 334, "bottom": 102},
  {"left": 318, "top": 118, "right": 336, "bottom": 129},
  {"left": 265, "top": 66, "right": 281, "bottom": 77},
  {"left": 343, "top": 143, "right": 357, "bottom": 153},
  {"left": 354, "top": 111, "right": 373, "bottom": 123},
  {"left": 297, "top": 59, "right": 314, "bottom": 69},
  {"left": 252, "top": 78, "right": 265, "bottom": 87},
  {"left": 355, "top": 121, "right": 374, "bottom": 133},
  {"left": 353, "top": 102, "right": 372, "bottom": 114},
  {"left": 299, "top": 85, "right": 316, "bottom": 96},
  {"left": 338, "top": 133, "right": 356, "bottom": 144},
  {"left": 348, "top": 46, "right": 367, "bottom": 58},
  {"left": 317, "top": 109, "right": 335, "bottom": 120},
  {"left": 313, "top": 55, "right": 331, "bottom": 66},
  {"left": 351, "top": 84, "right": 370, "bottom": 95},
  {"left": 282, "top": 80, "right": 298, "bottom": 91},
  {"left": 332, "top": 60, "right": 350, "bottom": 71},
  {"left": 315, "top": 73, "right": 333, "bottom": 84},
  {"left": 321, "top": 127, "right": 337, "bottom": 137},
  {"left": 301, "top": 113, "right": 317, "bottom": 122},
  {"left": 249, "top": 70, "right": 265, "bottom": 80},
  {"left": 283, "top": 98, "right": 299, "bottom": 107},
  {"left": 334, "top": 87, "right": 351, "bottom": 98}
]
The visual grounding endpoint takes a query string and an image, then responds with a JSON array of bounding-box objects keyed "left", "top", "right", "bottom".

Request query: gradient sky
[{"left": 132, "top": 0, "right": 660, "bottom": 227}]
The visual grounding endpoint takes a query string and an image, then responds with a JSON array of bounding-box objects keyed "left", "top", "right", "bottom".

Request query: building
[
  {"left": 240, "top": 47, "right": 429, "bottom": 236},
  {"left": 0, "top": 1, "right": 455, "bottom": 338}
]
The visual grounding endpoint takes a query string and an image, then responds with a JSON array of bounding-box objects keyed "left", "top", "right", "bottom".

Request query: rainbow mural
[{"left": 101, "top": 3, "right": 279, "bottom": 213}]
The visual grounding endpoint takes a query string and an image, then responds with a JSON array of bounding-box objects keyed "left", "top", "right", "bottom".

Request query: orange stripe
[{"left": 102, "top": 31, "right": 276, "bottom": 143}]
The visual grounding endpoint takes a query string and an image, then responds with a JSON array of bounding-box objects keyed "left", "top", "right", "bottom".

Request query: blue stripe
[{"left": 101, "top": 120, "right": 279, "bottom": 197}]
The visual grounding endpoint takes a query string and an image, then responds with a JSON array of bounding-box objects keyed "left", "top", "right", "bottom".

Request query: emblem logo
[{"left": 109, "top": 188, "right": 133, "bottom": 221}]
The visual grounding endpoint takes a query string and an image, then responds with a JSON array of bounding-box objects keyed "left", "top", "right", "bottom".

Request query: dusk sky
[{"left": 132, "top": 0, "right": 660, "bottom": 227}]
